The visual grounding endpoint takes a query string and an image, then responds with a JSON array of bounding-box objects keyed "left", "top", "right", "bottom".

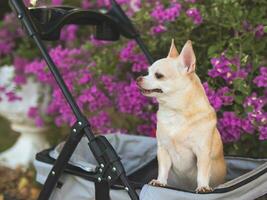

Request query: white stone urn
[{"left": 0, "top": 66, "right": 50, "bottom": 169}]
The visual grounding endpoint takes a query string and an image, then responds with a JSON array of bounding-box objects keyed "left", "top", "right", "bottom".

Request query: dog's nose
[{"left": 136, "top": 76, "right": 143, "bottom": 83}]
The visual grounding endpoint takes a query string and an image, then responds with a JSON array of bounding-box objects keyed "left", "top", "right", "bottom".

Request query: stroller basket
[
  {"left": 9, "top": 0, "right": 267, "bottom": 199},
  {"left": 34, "top": 134, "right": 267, "bottom": 200},
  {"left": 35, "top": 134, "right": 158, "bottom": 191}
]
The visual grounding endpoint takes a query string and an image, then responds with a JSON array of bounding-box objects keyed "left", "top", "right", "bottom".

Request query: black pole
[
  {"left": 38, "top": 122, "right": 86, "bottom": 200},
  {"left": 135, "top": 36, "right": 154, "bottom": 65},
  {"left": 33, "top": 35, "right": 88, "bottom": 120}
]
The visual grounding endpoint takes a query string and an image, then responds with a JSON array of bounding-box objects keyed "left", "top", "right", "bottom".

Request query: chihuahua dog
[{"left": 136, "top": 40, "right": 226, "bottom": 192}]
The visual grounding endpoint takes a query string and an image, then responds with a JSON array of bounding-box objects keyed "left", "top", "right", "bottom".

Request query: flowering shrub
[
  {"left": 0, "top": 0, "right": 267, "bottom": 156},
  {"left": 0, "top": 14, "right": 24, "bottom": 65}
]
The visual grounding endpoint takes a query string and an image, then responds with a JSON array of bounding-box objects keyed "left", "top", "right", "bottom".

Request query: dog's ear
[
  {"left": 179, "top": 40, "right": 196, "bottom": 73},
  {"left": 167, "top": 39, "right": 179, "bottom": 58}
]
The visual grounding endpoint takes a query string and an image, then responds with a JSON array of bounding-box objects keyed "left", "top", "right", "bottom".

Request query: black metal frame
[{"left": 8, "top": 0, "right": 154, "bottom": 200}]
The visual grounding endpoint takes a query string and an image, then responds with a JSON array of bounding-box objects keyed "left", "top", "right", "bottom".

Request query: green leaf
[
  {"left": 234, "top": 95, "right": 244, "bottom": 105},
  {"left": 233, "top": 78, "right": 250, "bottom": 95},
  {"left": 207, "top": 45, "right": 218, "bottom": 57},
  {"left": 245, "top": 106, "right": 254, "bottom": 113}
]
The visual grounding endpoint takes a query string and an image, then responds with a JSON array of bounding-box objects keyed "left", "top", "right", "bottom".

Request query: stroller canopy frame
[{"left": 9, "top": 0, "right": 154, "bottom": 199}]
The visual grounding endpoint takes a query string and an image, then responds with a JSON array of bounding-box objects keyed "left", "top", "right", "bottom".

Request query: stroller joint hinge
[{"left": 71, "top": 119, "right": 90, "bottom": 135}]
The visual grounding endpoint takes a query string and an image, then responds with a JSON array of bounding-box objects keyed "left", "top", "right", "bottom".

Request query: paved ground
[{"left": 0, "top": 166, "right": 40, "bottom": 200}]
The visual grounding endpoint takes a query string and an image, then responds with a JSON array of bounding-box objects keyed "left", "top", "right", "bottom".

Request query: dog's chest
[
  {"left": 157, "top": 111, "right": 185, "bottom": 132},
  {"left": 157, "top": 111, "right": 187, "bottom": 140},
  {"left": 157, "top": 112, "right": 197, "bottom": 174}
]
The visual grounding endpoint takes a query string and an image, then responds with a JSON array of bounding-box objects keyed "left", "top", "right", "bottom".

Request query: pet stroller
[{"left": 8, "top": 0, "right": 267, "bottom": 199}]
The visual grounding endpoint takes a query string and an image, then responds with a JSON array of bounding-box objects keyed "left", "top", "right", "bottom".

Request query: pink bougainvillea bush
[{"left": 0, "top": 0, "right": 267, "bottom": 156}]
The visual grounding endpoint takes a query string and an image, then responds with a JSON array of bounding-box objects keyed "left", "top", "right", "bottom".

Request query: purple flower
[
  {"left": 129, "top": 0, "right": 142, "bottom": 12},
  {"left": 23, "top": 0, "right": 31, "bottom": 6},
  {"left": 78, "top": 85, "right": 111, "bottom": 112},
  {"left": 150, "top": 24, "right": 167, "bottom": 35},
  {"left": 90, "top": 35, "right": 112, "bottom": 47},
  {"left": 5, "top": 91, "right": 22, "bottom": 102},
  {"left": 96, "top": 0, "right": 110, "bottom": 7},
  {"left": 208, "top": 56, "right": 231, "bottom": 79},
  {"left": 120, "top": 41, "right": 136, "bottom": 61},
  {"left": 13, "top": 57, "right": 29, "bottom": 86},
  {"left": 60, "top": 25, "right": 78, "bottom": 41},
  {"left": 186, "top": 8, "right": 203, "bottom": 25},
  {"left": 89, "top": 111, "right": 112, "bottom": 133},
  {"left": 0, "top": 29, "right": 15, "bottom": 56},
  {"left": 59, "top": 104, "right": 76, "bottom": 125},
  {"left": 51, "top": 0, "right": 63, "bottom": 5},
  {"left": 119, "top": 41, "right": 148, "bottom": 72},
  {"left": 0, "top": 86, "right": 5, "bottom": 92},
  {"left": 203, "top": 82, "right": 233, "bottom": 111},
  {"left": 243, "top": 20, "right": 252, "bottom": 31},
  {"left": 151, "top": 2, "right": 182, "bottom": 23},
  {"left": 13, "top": 75, "right": 27, "bottom": 85},
  {"left": 208, "top": 55, "right": 248, "bottom": 83},
  {"left": 137, "top": 112, "right": 157, "bottom": 136},
  {"left": 259, "top": 125, "right": 267, "bottom": 140},
  {"left": 0, "top": 13, "right": 24, "bottom": 57},
  {"left": 35, "top": 116, "right": 45, "bottom": 127},
  {"left": 27, "top": 107, "right": 38, "bottom": 118},
  {"left": 132, "top": 54, "right": 148, "bottom": 72},
  {"left": 203, "top": 82, "right": 221, "bottom": 110},
  {"left": 78, "top": 73, "right": 91, "bottom": 84},
  {"left": 255, "top": 24, "right": 265, "bottom": 38},
  {"left": 241, "top": 118, "right": 255, "bottom": 133},
  {"left": 244, "top": 92, "right": 266, "bottom": 111},
  {"left": 218, "top": 111, "right": 257, "bottom": 142},
  {"left": 248, "top": 111, "right": 267, "bottom": 125},
  {"left": 55, "top": 116, "right": 64, "bottom": 127},
  {"left": 217, "top": 87, "right": 234, "bottom": 105},
  {"left": 244, "top": 93, "right": 267, "bottom": 137},
  {"left": 97, "top": 0, "right": 132, "bottom": 7},
  {"left": 137, "top": 124, "right": 155, "bottom": 137},
  {"left": 218, "top": 112, "right": 243, "bottom": 143},
  {"left": 116, "top": 81, "right": 149, "bottom": 116},
  {"left": 101, "top": 75, "right": 118, "bottom": 94},
  {"left": 253, "top": 66, "right": 267, "bottom": 87},
  {"left": 81, "top": 0, "right": 92, "bottom": 9},
  {"left": 28, "top": 106, "right": 45, "bottom": 127},
  {"left": 119, "top": 41, "right": 149, "bottom": 72},
  {"left": 25, "top": 45, "right": 93, "bottom": 126}
]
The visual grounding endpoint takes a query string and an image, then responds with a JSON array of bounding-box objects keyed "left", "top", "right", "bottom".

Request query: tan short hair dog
[{"left": 137, "top": 40, "right": 226, "bottom": 192}]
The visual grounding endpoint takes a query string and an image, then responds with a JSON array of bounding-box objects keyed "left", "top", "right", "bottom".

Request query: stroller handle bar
[{"left": 11, "top": 0, "right": 154, "bottom": 64}]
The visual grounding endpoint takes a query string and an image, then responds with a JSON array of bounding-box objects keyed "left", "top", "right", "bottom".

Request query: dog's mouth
[{"left": 139, "top": 87, "right": 163, "bottom": 94}]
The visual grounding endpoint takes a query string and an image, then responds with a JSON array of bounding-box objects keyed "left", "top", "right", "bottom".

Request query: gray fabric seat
[{"left": 34, "top": 134, "right": 267, "bottom": 200}]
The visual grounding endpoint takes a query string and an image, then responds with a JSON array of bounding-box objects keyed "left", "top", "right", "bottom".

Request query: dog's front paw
[
  {"left": 149, "top": 179, "right": 166, "bottom": 187},
  {"left": 196, "top": 186, "right": 213, "bottom": 193}
]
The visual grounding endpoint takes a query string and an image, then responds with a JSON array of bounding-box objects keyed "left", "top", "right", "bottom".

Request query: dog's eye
[{"left": 155, "top": 73, "right": 164, "bottom": 79}]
